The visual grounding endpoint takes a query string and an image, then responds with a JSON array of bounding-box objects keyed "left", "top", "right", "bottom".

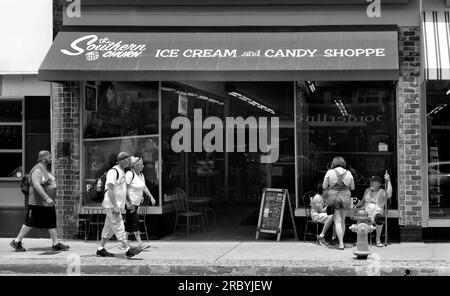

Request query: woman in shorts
[
  {"left": 322, "top": 156, "right": 355, "bottom": 250},
  {"left": 125, "top": 156, "right": 155, "bottom": 249}
]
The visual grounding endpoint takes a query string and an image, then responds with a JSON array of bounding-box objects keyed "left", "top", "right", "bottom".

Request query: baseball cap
[
  {"left": 37, "top": 150, "right": 51, "bottom": 162},
  {"left": 116, "top": 152, "right": 131, "bottom": 162},
  {"left": 369, "top": 175, "right": 382, "bottom": 184}
]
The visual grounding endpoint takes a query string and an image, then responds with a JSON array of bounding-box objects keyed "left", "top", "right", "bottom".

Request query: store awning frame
[
  {"left": 39, "top": 31, "right": 399, "bottom": 82},
  {"left": 423, "top": 11, "right": 450, "bottom": 80}
]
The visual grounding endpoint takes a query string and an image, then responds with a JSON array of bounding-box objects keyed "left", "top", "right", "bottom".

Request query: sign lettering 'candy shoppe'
[{"left": 60, "top": 34, "right": 388, "bottom": 62}]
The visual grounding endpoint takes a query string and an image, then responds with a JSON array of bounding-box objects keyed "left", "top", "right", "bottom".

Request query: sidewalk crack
[{"left": 214, "top": 241, "right": 243, "bottom": 262}]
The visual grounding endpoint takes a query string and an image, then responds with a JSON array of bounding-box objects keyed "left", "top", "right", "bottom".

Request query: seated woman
[
  {"left": 355, "top": 171, "right": 392, "bottom": 247},
  {"left": 310, "top": 183, "right": 336, "bottom": 246}
]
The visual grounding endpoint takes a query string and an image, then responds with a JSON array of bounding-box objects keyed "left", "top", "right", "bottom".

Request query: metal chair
[
  {"left": 138, "top": 197, "right": 151, "bottom": 241},
  {"left": 86, "top": 208, "right": 105, "bottom": 241},
  {"left": 172, "top": 188, "right": 205, "bottom": 235},
  {"left": 73, "top": 202, "right": 89, "bottom": 241},
  {"left": 302, "top": 191, "right": 321, "bottom": 241}
]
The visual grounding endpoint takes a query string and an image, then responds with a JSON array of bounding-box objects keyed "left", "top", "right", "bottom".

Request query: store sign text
[
  {"left": 61, "top": 35, "right": 146, "bottom": 61},
  {"left": 155, "top": 48, "right": 386, "bottom": 58},
  {"left": 171, "top": 109, "right": 279, "bottom": 163}
]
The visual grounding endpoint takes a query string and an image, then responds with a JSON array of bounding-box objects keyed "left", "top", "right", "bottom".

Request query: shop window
[
  {"left": 0, "top": 100, "right": 23, "bottom": 178},
  {"left": 426, "top": 81, "right": 450, "bottom": 219},
  {"left": 296, "top": 81, "right": 397, "bottom": 208},
  {"left": 161, "top": 81, "right": 295, "bottom": 209},
  {"left": 82, "top": 82, "right": 160, "bottom": 205}
]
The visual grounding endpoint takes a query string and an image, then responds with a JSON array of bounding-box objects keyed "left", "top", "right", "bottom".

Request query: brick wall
[
  {"left": 396, "top": 27, "right": 423, "bottom": 240},
  {"left": 51, "top": 82, "right": 81, "bottom": 239}
]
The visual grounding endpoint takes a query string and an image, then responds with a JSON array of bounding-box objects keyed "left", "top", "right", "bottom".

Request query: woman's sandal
[
  {"left": 376, "top": 242, "right": 383, "bottom": 247},
  {"left": 337, "top": 245, "right": 345, "bottom": 250}
]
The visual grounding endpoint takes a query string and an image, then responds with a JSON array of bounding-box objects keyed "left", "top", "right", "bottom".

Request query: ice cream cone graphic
[{"left": 86, "top": 51, "right": 99, "bottom": 61}]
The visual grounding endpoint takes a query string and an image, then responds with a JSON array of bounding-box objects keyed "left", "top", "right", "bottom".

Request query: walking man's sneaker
[
  {"left": 96, "top": 248, "right": 115, "bottom": 257},
  {"left": 317, "top": 235, "right": 328, "bottom": 247},
  {"left": 126, "top": 246, "right": 142, "bottom": 258},
  {"left": 52, "top": 242, "right": 70, "bottom": 251},
  {"left": 10, "top": 239, "right": 26, "bottom": 252}
]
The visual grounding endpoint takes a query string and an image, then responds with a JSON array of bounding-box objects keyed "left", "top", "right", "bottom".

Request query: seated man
[
  {"left": 310, "top": 183, "right": 336, "bottom": 246},
  {"left": 355, "top": 171, "right": 392, "bottom": 247}
]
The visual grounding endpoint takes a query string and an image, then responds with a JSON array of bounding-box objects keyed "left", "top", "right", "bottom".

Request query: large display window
[
  {"left": 426, "top": 81, "right": 450, "bottom": 219},
  {"left": 296, "top": 81, "right": 397, "bottom": 208},
  {"left": 82, "top": 81, "right": 160, "bottom": 205}
]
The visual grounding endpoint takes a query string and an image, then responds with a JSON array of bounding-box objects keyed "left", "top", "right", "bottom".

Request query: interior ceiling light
[
  {"left": 228, "top": 91, "right": 275, "bottom": 115},
  {"left": 305, "top": 81, "right": 316, "bottom": 94},
  {"left": 334, "top": 99, "right": 349, "bottom": 117},
  {"left": 427, "top": 104, "right": 448, "bottom": 117},
  {"left": 162, "top": 87, "right": 223, "bottom": 105},
  {"left": 446, "top": 89, "right": 450, "bottom": 95}
]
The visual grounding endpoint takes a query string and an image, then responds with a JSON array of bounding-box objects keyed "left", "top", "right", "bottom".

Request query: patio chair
[
  {"left": 172, "top": 188, "right": 205, "bottom": 235},
  {"left": 302, "top": 191, "right": 321, "bottom": 241}
]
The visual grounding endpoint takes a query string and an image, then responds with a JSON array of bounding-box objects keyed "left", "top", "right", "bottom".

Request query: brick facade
[
  {"left": 51, "top": 82, "right": 81, "bottom": 239},
  {"left": 396, "top": 27, "right": 423, "bottom": 241}
]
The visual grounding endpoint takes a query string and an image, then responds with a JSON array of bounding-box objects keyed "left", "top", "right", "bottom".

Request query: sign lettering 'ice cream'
[{"left": 60, "top": 35, "right": 146, "bottom": 61}]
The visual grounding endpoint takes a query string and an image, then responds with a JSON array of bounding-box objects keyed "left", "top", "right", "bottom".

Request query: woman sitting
[
  {"left": 310, "top": 183, "right": 336, "bottom": 246},
  {"left": 355, "top": 171, "right": 392, "bottom": 247}
]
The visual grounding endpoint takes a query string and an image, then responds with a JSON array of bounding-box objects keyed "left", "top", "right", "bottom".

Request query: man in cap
[
  {"left": 10, "top": 150, "right": 69, "bottom": 252},
  {"left": 355, "top": 171, "right": 392, "bottom": 247},
  {"left": 96, "top": 152, "right": 141, "bottom": 258}
]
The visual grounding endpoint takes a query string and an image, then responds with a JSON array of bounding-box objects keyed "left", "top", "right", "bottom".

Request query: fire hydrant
[{"left": 349, "top": 209, "right": 376, "bottom": 260}]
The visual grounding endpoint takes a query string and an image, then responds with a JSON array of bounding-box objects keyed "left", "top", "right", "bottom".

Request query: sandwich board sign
[{"left": 256, "top": 188, "right": 298, "bottom": 241}]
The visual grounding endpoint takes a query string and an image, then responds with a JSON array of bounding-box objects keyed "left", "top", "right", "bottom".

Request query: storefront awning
[
  {"left": 39, "top": 31, "right": 399, "bottom": 81},
  {"left": 423, "top": 11, "right": 450, "bottom": 80}
]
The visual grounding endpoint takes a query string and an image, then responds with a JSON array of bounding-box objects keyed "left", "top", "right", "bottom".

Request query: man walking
[
  {"left": 10, "top": 150, "right": 69, "bottom": 252},
  {"left": 96, "top": 152, "right": 141, "bottom": 258}
]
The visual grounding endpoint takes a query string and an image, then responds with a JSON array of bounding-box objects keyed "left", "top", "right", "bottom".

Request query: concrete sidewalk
[{"left": 0, "top": 238, "right": 449, "bottom": 275}]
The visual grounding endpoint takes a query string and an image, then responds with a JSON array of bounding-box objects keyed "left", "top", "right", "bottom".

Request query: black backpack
[
  {"left": 88, "top": 168, "right": 119, "bottom": 202},
  {"left": 20, "top": 164, "right": 45, "bottom": 195}
]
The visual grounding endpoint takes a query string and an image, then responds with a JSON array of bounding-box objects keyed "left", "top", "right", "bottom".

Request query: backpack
[
  {"left": 20, "top": 164, "right": 47, "bottom": 196},
  {"left": 88, "top": 168, "right": 119, "bottom": 202}
]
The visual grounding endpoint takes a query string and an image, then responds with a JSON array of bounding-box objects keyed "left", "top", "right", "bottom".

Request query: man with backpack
[
  {"left": 96, "top": 152, "right": 141, "bottom": 258},
  {"left": 10, "top": 150, "right": 70, "bottom": 252}
]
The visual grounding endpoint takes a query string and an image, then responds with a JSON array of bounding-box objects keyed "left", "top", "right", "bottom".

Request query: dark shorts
[
  {"left": 125, "top": 206, "right": 140, "bottom": 232},
  {"left": 25, "top": 205, "right": 57, "bottom": 229},
  {"left": 374, "top": 213, "right": 384, "bottom": 225},
  {"left": 326, "top": 189, "right": 352, "bottom": 210}
]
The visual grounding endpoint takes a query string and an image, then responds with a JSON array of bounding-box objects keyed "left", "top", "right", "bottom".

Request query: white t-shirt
[
  {"left": 126, "top": 170, "right": 146, "bottom": 206},
  {"left": 102, "top": 165, "right": 127, "bottom": 209},
  {"left": 323, "top": 167, "right": 354, "bottom": 189}
]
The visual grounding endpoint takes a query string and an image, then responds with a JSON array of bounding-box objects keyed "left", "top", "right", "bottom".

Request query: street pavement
[{"left": 0, "top": 238, "right": 449, "bottom": 276}]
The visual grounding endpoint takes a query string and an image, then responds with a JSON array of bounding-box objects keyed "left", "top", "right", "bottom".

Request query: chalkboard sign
[{"left": 256, "top": 188, "right": 298, "bottom": 241}]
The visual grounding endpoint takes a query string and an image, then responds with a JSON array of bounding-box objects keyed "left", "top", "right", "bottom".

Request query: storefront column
[
  {"left": 51, "top": 82, "right": 81, "bottom": 239},
  {"left": 396, "top": 27, "right": 423, "bottom": 241}
]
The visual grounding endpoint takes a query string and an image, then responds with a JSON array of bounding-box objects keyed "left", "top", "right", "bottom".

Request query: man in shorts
[{"left": 96, "top": 152, "right": 141, "bottom": 258}]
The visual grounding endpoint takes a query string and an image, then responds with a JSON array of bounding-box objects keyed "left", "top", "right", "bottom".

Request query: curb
[{"left": 1, "top": 261, "right": 450, "bottom": 276}]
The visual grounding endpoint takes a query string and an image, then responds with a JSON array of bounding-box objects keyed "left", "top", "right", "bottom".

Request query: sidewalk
[{"left": 0, "top": 238, "right": 449, "bottom": 276}]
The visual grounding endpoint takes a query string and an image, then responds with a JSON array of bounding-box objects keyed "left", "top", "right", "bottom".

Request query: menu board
[{"left": 256, "top": 188, "right": 297, "bottom": 241}]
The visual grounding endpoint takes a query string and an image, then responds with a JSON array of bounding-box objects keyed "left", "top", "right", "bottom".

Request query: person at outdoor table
[
  {"left": 355, "top": 172, "right": 392, "bottom": 247},
  {"left": 311, "top": 183, "right": 337, "bottom": 246},
  {"left": 322, "top": 156, "right": 355, "bottom": 250},
  {"left": 125, "top": 156, "right": 156, "bottom": 250}
]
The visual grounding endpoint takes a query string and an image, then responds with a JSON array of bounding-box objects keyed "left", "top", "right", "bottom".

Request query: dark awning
[{"left": 39, "top": 31, "right": 399, "bottom": 81}]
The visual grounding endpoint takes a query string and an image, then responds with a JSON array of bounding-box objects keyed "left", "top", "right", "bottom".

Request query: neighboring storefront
[
  {"left": 421, "top": 9, "right": 450, "bottom": 227},
  {"left": 36, "top": 0, "right": 440, "bottom": 241},
  {"left": 0, "top": 0, "right": 52, "bottom": 237}
]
